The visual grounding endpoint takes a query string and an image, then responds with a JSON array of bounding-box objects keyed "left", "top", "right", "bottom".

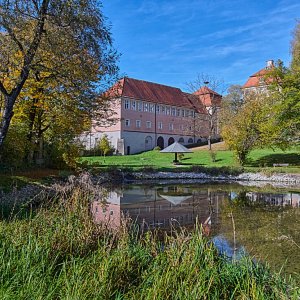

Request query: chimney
[{"left": 266, "top": 60, "right": 274, "bottom": 69}]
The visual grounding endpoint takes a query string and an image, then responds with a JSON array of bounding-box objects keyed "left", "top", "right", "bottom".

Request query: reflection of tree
[{"left": 220, "top": 197, "right": 300, "bottom": 278}]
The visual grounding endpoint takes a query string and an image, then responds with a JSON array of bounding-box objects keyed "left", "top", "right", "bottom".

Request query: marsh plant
[{"left": 0, "top": 184, "right": 299, "bottom": 299}]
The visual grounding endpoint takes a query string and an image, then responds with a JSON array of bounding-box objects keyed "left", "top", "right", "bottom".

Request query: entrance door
[
  {"left": 157, "top": 136, "right": 164, "bottom": 149},
  {"left": 168, "top": 137, "right": 175, "bottom": 145}
]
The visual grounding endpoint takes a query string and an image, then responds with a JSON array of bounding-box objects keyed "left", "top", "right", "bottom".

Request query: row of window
[
  {"left": 124, "top": 99, "right": 195, "bottom": 117},
  {"left": 124, "top": 119, "right": 193, "bottom": 131}
]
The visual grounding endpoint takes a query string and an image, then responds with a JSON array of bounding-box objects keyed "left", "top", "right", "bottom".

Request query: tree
[
  {"left": 221, "top": 92, "right": 275, "bottom": 165},
  {"left": 98, "top": 134, "right": 114, "bottom": 156},
  {"left": 291, "top": 20, "right": 300, "bottom": 71},
  {"left": 222, "top": 85, "right": 244, "bottom": 114},
  {"left": 186, "top": 73, "right": 225, "bottom": 150},
  {"left": 0, "top": 0, "right": 119, "bottom": 154}
]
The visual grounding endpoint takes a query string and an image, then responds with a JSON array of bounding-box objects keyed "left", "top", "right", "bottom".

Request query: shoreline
[{"left": 125, "top": 171, "right": 300, "bottom": 185}]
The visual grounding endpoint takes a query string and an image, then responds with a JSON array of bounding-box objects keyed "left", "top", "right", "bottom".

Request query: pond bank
[
  {"left": 129, "top": 171, "right": 300, "bottom": 184},
  {"left": 1, "top": 170, "right": 299, "bottom": 204}
]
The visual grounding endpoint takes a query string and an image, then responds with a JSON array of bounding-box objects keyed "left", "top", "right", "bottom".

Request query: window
[
  {"left": 156, "top": 105, "right": 160, "bottom": 114},
  {"left": 162, "top": 106, "right": 165, "bottom": 114},
  {"left": 171, "top": 107, "right": 176, "bottom": 116},
  {"left": 125, "top": 119, "right": 130, "bottom": 127},
  {"left": 150, "top": 104, "right": 155, "bottom": 113},
  {"left": 144, "top": 103, "right": 149, "bottom": 112},
  {"left": 136, "top": 120, "right": 141, "bottom": 128},
  {"left": 188, "top": 138, "right": 193, "bottom": 143},
  {"left": 158, "top": 122, "right": 163, "bottom": 129},
  {"left": 169, "top": 123, "right": 173, "bottom": 131},
  {"left": 131, "top": 100, "right": 136, "bottom": 110},
  {"left": 180, "top": 125, "right": 184, "bottom": 131},
  {"left": 166, "top": 107, "right": 170, "bottom": 115},
  {"left": 177, "top": 109, "right": 180, "bottom": 117},
  {"left": 146, "top": 121, "right": 152, "bottom": 128},
  {"left": 138, "top": 101, "right": 143, "bottom": 111},
  {"left": 124, "top": 99, "right": 130, "bottom": 109},
  {"left": 181, "top": 109, "right": 185, "bottom": 117}
]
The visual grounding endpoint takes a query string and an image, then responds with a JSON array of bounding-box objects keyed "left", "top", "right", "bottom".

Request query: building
[
  {"left": 81, "top": 77, "right": 222, "bottom": 155},
  {"left": 243, "top": 60, "right": 275, "bottom": 94}
]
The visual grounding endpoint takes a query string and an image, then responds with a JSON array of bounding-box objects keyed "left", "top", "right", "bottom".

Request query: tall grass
[{"left": 0, "top": 188, "right": 299, "bottom": 299}]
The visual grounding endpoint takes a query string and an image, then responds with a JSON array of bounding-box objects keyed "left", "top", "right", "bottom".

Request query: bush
[
  {"left": 0, "top": 124, "right": 28, "bottom": 169},
  {"left": 209, "top": 150, "right": 217, "bottom": 162}
]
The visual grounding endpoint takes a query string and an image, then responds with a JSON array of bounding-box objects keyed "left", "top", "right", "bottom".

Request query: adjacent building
[
  {"left": 81, "top": 77, "right": 222, "bottom": 154},
  {"left": 243, "top": 60, "right": 275, "bottom": 94}
]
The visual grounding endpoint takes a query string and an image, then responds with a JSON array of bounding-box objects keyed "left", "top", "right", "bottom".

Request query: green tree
[
  {"left": 0, "top": 0, "right": 119, "bottom": 154},
  {"left": 98, "top": 134, "right": 114, "bottom": 156},
  {"left": 221, "top": 92, "right": 274, "bottom": 165}
]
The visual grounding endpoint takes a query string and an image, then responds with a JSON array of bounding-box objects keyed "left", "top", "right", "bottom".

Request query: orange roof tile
[
  {"left": 193, "top": 86, "right": 222, "bottom": 106},
  {"left": 121, "top": 77, "right": 194, "bottom": 108},
  {"left": 243, "top": 68, "right": 273, "bottom": 88}
]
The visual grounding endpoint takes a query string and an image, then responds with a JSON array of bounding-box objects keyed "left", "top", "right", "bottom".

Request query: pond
[{"left": 92, "top": 181, "right": 300, "bottom": 278}]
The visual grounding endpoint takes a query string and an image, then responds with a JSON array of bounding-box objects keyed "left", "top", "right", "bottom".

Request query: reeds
[{"left": 0, "top": 187, "right": 299, "bottom": 299}]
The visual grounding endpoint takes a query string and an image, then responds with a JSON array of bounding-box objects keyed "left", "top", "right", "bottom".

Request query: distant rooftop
[{"left": 243, "top": 60, "right": 275, "bottom": 89}]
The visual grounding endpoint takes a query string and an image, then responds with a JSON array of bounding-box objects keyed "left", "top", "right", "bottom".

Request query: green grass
[
  {"left": 0, "top": 188, "right": 298, "bottom": 299},
  {"left": 81, "top": 146, "right": 300, "bottom": 173}
]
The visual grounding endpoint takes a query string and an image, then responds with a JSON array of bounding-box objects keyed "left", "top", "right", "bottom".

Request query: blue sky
[{"left": 103, "top": 0, "right": 300, "bottom": 93}]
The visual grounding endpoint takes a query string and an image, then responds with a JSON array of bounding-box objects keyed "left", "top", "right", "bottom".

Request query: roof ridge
[{"left": 124, "top": 76, "right": 183, "bottom": 91}]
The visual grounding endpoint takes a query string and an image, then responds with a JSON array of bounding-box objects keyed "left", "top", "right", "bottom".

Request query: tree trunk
[
  {"left": 0, "top": 0, "right": 50, "bottom": 151},
  {"left": 208, "top": 136, "right": 212, "bottom": 151},
  {"left": 0, "top": 94, "right": 15, "bottom": 152}
]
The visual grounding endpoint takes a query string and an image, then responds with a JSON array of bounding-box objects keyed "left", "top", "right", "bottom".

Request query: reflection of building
[
  {"left": 92, "top": 185, "right": 227, "bottom": 230},
  {"left": 81, "top": 77, "right": 222, "bottom": 154},
  {"left": 246, "top": 192, "right": 300, "bottom": 207}
]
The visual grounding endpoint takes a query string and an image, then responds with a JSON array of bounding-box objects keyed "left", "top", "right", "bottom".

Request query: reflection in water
[
  {"left": 91, "top": 183, "right": 300, "bottom": 277},
  {"left": 92, "top": 185, "right": 227, "bottom": 232}
]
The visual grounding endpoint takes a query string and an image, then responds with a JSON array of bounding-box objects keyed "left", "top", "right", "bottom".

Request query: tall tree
[
  {"left": 0, "top": 0, "right": 118, "bottom": 153},
  {"left": 186, "top": 73, "right": 225, "bottom": 150},
  {"left": 221, "top": 92, "right": 277, "bottom": 165},
  {"left": 222, "top": 84, "right": 244, "bottom": 114}
]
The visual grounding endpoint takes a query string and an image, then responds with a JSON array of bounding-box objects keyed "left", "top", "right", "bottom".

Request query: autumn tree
[
  {"left": 0, "top": 0, "right": 119, "bottom": 159},
  {"left": 221, "top": 92, "right": 276, "bottom": 165}
]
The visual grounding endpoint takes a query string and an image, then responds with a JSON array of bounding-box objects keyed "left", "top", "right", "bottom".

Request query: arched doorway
[
  {"left": 157, "top": 136, "right": 164, "bottom": 149},
  {"left": 188, "top": 138, "right": 193, "bottom": 143},
  {"left": 178, "top": 137, "right": 184, "bottom": 144},
  {"left": 145, "top": 136, "right": 153, "bottom": 151},
  {"left": 168, "top": 137, "right": 175, "bottom": 145}
]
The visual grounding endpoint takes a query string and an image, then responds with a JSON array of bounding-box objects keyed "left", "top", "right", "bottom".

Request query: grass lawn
[{"left": 81, "top": 145, "right": 300, "bottom": 173}]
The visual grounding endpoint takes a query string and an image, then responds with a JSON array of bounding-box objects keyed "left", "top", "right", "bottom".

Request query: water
[{"left": 92, "top": 182, "right": 300, "bottom": 277}]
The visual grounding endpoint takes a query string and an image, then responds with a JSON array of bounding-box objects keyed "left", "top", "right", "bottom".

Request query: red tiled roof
[
  {"left": 121, "top": 77, "right": 194, "bottom": 108},
  {"left": 243, "top": 68, "right": 273, "bottom": 88},
  {"left": 183, "top": 93, "right": 207, "bottom": 114},
  {"left": 108, "top": 77, "right": 221, "bottom": 113},
  {"left": 193, "top": 86, "right": 222, "bottom": 106}
]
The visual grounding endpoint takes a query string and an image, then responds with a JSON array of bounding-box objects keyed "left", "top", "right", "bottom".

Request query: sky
[{"left": 102, "top": 0, "right": 300, "bottom": 93}]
